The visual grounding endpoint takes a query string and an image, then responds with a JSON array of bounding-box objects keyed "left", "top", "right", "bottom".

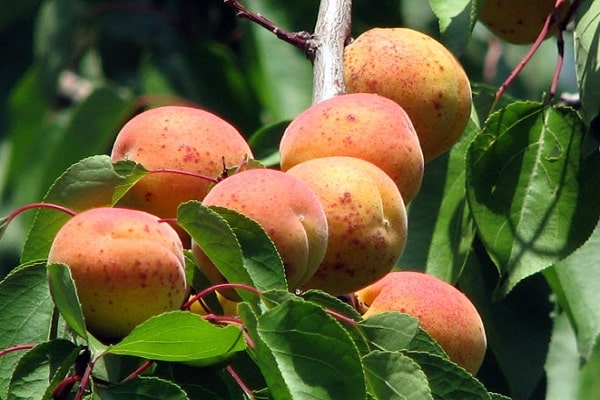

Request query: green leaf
[
  {"left": 544, "top": 218, "right": 600, "bottom": 359},
  {"left": 408, "top": 328, "right": 448, "bottom": 359},
  {"left": 466, "top": 102, "right": 600, "bottom": 295},
  {"left": 301, "top": 289, "right": 362, "bottom": 321},
  {"left": 177, "top": 201, "right": 250, "bottom": 302},
  {"left": 212, "top": 206, "right": 287, "bottom": 294},
  {"left": 255, "top": 297, "right": 366, "bottom": 400},
  {"left": 408, "top": 351, "right": 491, "bottom": 400},
  {"left": 8, "top": 339, "right": 79, "bottom": 400},
  {"left": 94, "top": 375, "right": 190, "bottom": 400},
  {"left": 47, "top": 263, "right": 87, "bottom": 339},
  {"left": 401, "top": 117, "right": 478, "bottom": 283},
  {"left": 108, "top": 311, "right": 246, "bottom": 366},
  {"left": 428, "top": 0, "right": 479, "bottom": 55},
  {"left": 459, "top": 242, "right": 553, "bottom": 399},
  {"left": 21, "top": 155, "right": 132, "bottom": 263},
  {"left": 574, "top": 0, "right": 600, "bottom": 123},
  {"left": 363, "top": 350, "right": 433, "bottom": 400},
  {"left": 247, "top": 120, "right": 290, "bottom": 167},
  {"left": 0, "top": 260, "right": 55, "bottom": 399},
  {"left": 358, "top": 312, "right": 420, "bottom": 353},
  {"left": 111, "top": 160, "right": 149, "bottom": 204},
  {"left": 241, "top": 0, "right": 313, "bottom": 121}
]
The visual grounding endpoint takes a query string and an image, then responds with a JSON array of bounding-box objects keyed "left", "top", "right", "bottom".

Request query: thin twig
[{"left": 223, "top": 0, "right": 313, "bottom": 55}]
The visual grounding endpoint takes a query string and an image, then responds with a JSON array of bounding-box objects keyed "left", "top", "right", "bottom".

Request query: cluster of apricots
[{"left": 47, "top": 27, "right": 488, "bottom": 374}]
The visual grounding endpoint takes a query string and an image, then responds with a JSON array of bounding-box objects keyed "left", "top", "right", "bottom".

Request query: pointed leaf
[
  {"left": 108, "top": 311, "right": 246, "bottom": 365},
  {"left": 466, "top": 102, "right": 600, "bottom": 295},
  {"left": 47, "top": 263, "right": 87, "bottom": 339},
  {"left": 408, "top": 351, "right": 491, "bottom": 400},
  {"left": 363, "top": 350, "right": 433, "bottom": 400},
  {"left": 359, "top": 312, "right": 420, "bottom": 353},
  {"left": 544, "top": 219, "right": 600, "bottom": 359},
  {"left": 256, "top": 297, "right": 366, "bottom": 400},
  {"left": 21, "top": 155, "right": 136, "bottom": 263},
  {"left": 0, "top": 261, "right": 55, "bottom": 399},
  {"left": 401, "top": 118, "right": 478, "bottom": 283},
  {"left": 429, "top": 0, "right": 479, "bottom": 55},
  {"left": 8, "top": 339, "right": 79, "bottom": 400},
  {"left": 212, "top": 206, "right": 287, "bottom": 294},
  {"left": 574, "top": 0, "right": 600, "bottom": 123},
  {"left": 94, "top": 375, "right": 190, "bottom": 400}
]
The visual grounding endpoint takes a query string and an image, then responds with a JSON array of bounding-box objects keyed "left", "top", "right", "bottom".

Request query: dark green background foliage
[{"left": 0, "top": 1, "right": 599, "bottom": 399}]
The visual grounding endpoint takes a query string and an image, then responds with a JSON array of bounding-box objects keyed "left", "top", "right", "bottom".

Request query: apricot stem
[
  {"left": 226, "top": 364, "right": 255, "bottom": 399},
  {"left": 121, "top": 360, "right": 154, "bottom": 382},
  {"left": 0, "top": 343, "right": 36, "bottom": 358},
  {"left": 148, "top": 168, "right": 220, "bottom": 184},
  {"left": 181, "top": 283, "right": 262, "bottom": 310}
]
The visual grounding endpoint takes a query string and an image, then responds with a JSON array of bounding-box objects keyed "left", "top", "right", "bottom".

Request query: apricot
[
  {"left": 279, "top": 93, "right": 423, "bottom": 204},
  {"left": 110, "top": 105, "right": 253, "bottom": 240},
  {"left": 192, "top": 168, "right": 328, "bottom": 295},
  {"left": 47, "top": 207, "right": 188, "bottom": 340},
  {"left": 356, "top": 271, "right": 487, "bottom": 375},
  {"left": 188, "top": 292, "right": 239, "bottom": 317},
  {"left": 343, "top": 28, "right": 472, "bottom": 163},
  {"left": 286, "top": 156, "right": 407, "bottom": 296},
  {"left": 478, "top": 0, "right": 567, "bottom": 45}
]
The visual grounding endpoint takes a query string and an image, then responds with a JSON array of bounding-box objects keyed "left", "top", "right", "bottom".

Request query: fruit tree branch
[{"left": 308, "top": 0, "right": 352, "bottom": 104}]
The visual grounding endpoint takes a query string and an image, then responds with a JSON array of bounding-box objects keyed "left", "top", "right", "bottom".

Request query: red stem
[
  {"left": 0, "top": 343, "right": 36, "bottom": 358},
  {"left": 148, "top": 168, "right": 220, "bottom": 184},
  {"left": 181, "top": 283, "right": 262, "bottom": 310},
  {"left": 226, "top": 364, "right": 255, "bottom": 399},
  {"left": 121, "top": 360, "right": 154, "bottom": 382}
]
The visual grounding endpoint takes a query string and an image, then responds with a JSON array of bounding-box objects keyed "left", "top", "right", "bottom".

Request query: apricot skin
[
  {"left": 192, "top": 168, "right": 329, "bottom": 295},
  {"left": 287, "top": 156, "right": 408, "bottom": 296},
  {"left": 356, "top": 271, "right": 487, "bottom": 375},
  {"left": 47, "top": 207, "right": 188, "bottom": 341},
  {"left": 279, "top": 93, "right": 423, "bottom": 204},
  {"left": 110, "top": 106, "right": 253, "bottom": 227},
  {"left": 343, "top": 28, "right": 472, "bottom": 163},
  {"left": 479, "top": 0, "right": 566, "bottom": 45}
]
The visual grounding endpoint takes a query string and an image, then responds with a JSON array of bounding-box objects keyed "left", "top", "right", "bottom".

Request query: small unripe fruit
[
  {"left": 110, "top": 105, "right": 253, "bottom": 238},
  {"left": 356, "top": 271, "right": 487, "bottom": 375},
  {"left": 344, "top": 28, "right": 472, "bottom": 163},
  {"left": 192, "top": 168, "right": 329, "bottom": 295},
  {"left": 478, "top": 0, "right": 567, "bottom": 45},
  {"left": 280, "top": 93, "right": 423, "bottom": 204},
  {"left": 47, "top": 207, "right": 188, "bottom": 340},
  {"left": 287, "top": 156, "right": 408, "bottom": 296}
]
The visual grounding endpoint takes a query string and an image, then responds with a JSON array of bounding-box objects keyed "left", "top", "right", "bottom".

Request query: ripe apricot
[
  {"left": 356, "top": 271, "right": 487, "bottom": 375},
  {"left": 343, "top": 28, "right": 472, "bottom": 162},
  {"left": 47, "top": 207, "right": 188, "bottom": 340},
  {"left": 110, "top": 105, "right": 253, "bottom": 241},
  {"left": 280, "top": 93, "right": 423, "bottom": 204},
  {"left": 479, "top": 0, "right": 568, "bottom": 45},
  {"left": 287, "top": 156, "right": 408, "bottom": 296},
  {"left": 192, "top": 168, "right": 328, "bottom": 295}
]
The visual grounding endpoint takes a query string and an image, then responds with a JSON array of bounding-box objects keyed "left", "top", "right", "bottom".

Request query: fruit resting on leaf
[
  {"left": 110, "top": 105, "right": 253, "bottom": 240},
  {"left": 192, "top": 168, "right": 329, "bottom": 297},
  {"left": 343, "top": 27, "right": 472, "bottom": 163},
  {"left": 47, "top": 207, "right": 188, "bottom": 341},
  {"left": 355, "top": 271, "right": 487, "bottom": 375},
  {"left": 287, "top": 156, "right": 408, "bottom": 296},
  {"left": 478, "top": 0, "right": 568, "bottom": 45},
  {"left": 279, "top": 93, "right": 424, "bottom": 204}
]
